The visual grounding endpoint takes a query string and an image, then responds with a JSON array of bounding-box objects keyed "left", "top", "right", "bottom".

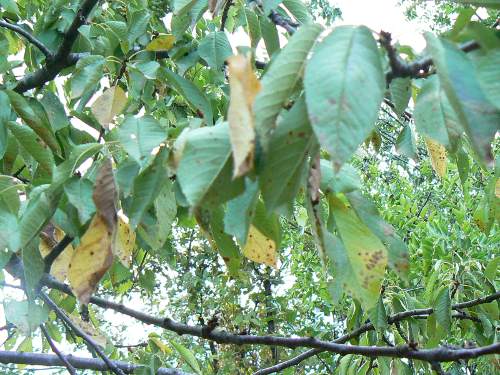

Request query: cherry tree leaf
[{"left": 91, "top": 86, "right": 127, "bottom": 129}]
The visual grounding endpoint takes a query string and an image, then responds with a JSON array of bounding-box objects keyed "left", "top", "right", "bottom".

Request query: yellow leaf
[
  {"left": 149, "top": 334, "right": 172, "bottom": 354},
  {"left": 113, "top": 214, "right": 135, "bottom": 268},
  {"left": 496, "top": 178, "right": 500, "bottom": 199},
  {"left": 68, "top": 215, "right": 114, "bottom": 304},
  {"left": 425, "top": 138, "right": 447, "bottom": 178},
  {"left": 39, "top": 226, "right": 74, "bottom": 282},
  {"left": 92, "top": 158, "right": 118, "bottom": 232},
  {"left": 145, "top": 34, "right": 176, "bottom": 51},
  {"left": 90, "top": 86, "right": 127, "bottom": 129},
  {"left": 243, "top": 225, "right": 277, "bottom": 268},
  {"left": 227, "top": 54, "right": 261, "bottom": 178},
  {"left": 70, "top": 314, "right": 107, "bottom": 348}
]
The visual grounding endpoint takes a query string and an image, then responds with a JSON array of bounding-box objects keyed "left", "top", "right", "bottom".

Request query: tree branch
[
  {"left": 0, "top": 20, "right": 52, "bottom": 57},
  {"left": 43, "top": 235, "right": 74, "bottom": 273},
  {"left": 269, "top": 9, "right": 298, "bottom": 34},
  {"left": 40, "top": 324, "right": 77, "bottom": 375},
  {"left": 14, "top": 0, "right": 99, "bottom": 92},
  {"left": 0, "top": 351, "right": 192, "bottom": 375},
  {"left": 219, "top": 0, "right": 234, "bottom": 31},
  {"left": 40, "top": 292, "right": 127, "bottom": 375}
]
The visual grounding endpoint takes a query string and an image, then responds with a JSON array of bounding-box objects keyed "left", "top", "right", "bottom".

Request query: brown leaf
[
  {"left": 92, "top": 158, "right": 117, "bottom": 232},
  {"left": 227, "top": 54, "right": 261, "bottom": 178}
]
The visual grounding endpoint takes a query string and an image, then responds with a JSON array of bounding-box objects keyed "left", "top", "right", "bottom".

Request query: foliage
[{"left": 0, "top": 0, "right": 498, "bottom": 374}]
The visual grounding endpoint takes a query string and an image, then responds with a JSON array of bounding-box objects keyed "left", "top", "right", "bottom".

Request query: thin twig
[
  {"left": 40, "top": 324, "right": 77, "bottom": 375},
  {"left": 0, "top": 20, "right": 53, "bottom": 57},
  {"left": 40, "top": 292, "right": 127, "bottom": 375}
]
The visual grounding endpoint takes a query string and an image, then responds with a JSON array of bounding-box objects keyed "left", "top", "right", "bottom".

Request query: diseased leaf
[
  {"left": 425, "top": 138, "right": 447, "bottom": 178},
  {"left": 305, "top": 26, "right": 384, "bottom": 171},
  {"left": 227, "top": 54, "right": 261, "bottom": 178},
  {"left": 39, "top": 225, "right": 74, "bottom": 282},
  {"left": 243, "top": 224, "right": 277, "bottom": 268},
  {"left": 91, "top": 86, "right": 127, "bottom": 128},
  {"left": 92, "top": 159, "right": 117, "bottom": 232},
  {"left": 113, "top": 214, "right": 135, "bottom": 268},
  {"left": 68, "top": 214, "right": 114, "bottom": 304},
  {"left": 146, "top": 34, "right": 176, "bottom": 51}
]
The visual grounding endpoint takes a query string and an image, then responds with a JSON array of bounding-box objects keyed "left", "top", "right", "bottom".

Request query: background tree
[{"left": 0, "top": 0, "right": 498, "bottom": 374}]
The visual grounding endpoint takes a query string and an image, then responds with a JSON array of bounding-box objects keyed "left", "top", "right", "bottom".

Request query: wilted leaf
[
  {"left": 425, "top": 138, "right": 447, "bottom": 178},
  {"left": 242, "top": 224, "right": 277, "bottom": 268},
  {"left": 68, "top": 214, "right": 114, "bottom": 304},
  {"left": 92, "top": 159, "right": 118, "bottom": 232},
  {"left": 91, "top": 86, "right": 127, "bottom": 128},
  {"left": 113, "top": 214, "right": 135, "bottom": 268},
  {"left": 39, "top": 225, "right": 74, "bottom": 282},
  {"left": 146, "top": 34, "right": 176, "bottom": 51},
  {"left": 227, "top": 54, "right": 261, "bottom": 178}
]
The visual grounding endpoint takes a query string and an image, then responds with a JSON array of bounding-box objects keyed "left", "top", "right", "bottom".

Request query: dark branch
[
  {"left": 0, "top": 20, "right": 52, "bottom": 57},
  {"left": 40, "top": 324, "right": 77, "bottom": 375},
  {"left": 40, "top": 292, "right": 127, "bottom": 375},
  {"left": 379, "top": 30, "right": 479, "bottom": 84},
  {"left": 44, "top": 235, "right": 74, "bottom": 273},
  {"left": 0, "top": 351, "right": 192, "bottom": 375},
  {"left": 219, "top": 0, "right": 234, "bottom": 31},
  {"left": 269, "top": 9, "right": 298, "bottom": 34},
  {"left": 14, "top": 0, "right": 99, "bottom": 92}
]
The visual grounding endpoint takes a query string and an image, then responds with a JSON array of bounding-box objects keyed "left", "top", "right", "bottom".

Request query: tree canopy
[{"left": 0, "top": 0, "right": 499, "bottom": 374}]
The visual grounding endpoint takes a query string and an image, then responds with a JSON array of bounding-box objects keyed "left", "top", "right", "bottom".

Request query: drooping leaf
[
  {"left": 92, "top": 158, "right": 118, "bottom": 232},
  {"left": 259, "top": 16, "right": 280, "bottom": 57},
  {"left": 390, "top": 78, "right": 412, "bottom": 116},
  {"left": 69, "top": 314, "right": 108, "bottom": 347},
  {"left": 91, "top": 86, "right": 127, "bottom": 129},
  {"left": 0, "top": 201, "right": 20, "bottom": 253},
  {"left": 368, "top": 296, "right": 388, "bottom": 331},
  {"left": 70, "top": 55, "right": 106, "bottom": 99},
  {"left": 198, "top": 31, "right": 233, "bottom": 69},
  {"left": 227, "top": 54, "right": 261, "bottom": 178},
  {"left": 68, "top": 214, "right": 114, "bottom": 304},
  {"left": 4, "top": 300, "right": 48, "bottom": 335},
  {"left": 395, "top": 125, "right": 417, "bottom": 160},
  {"left": 39, "top": 91, "right": 70, "bottom": 131},
  {"left": 112, "top": 214, "right": 135, "bottom": 268},
  {"left": 425, "top": 138, "right": 447, "bottom": 178},
  {"left": 474, "top": 49, "right": 500, "bottom": 110},
  {"left": 243, "top": 224, "right": 277, "bottom": 268},
  {"left": 244, "top": 9, "right": 261, "bottom": 48},
  {"left": 425, "top": 34, "right": 500, "bottom": 165},
  {"left": 433, "top": 286, "right": 452, "bottom": 332},
  {"left": 209, "top": 206, "right": 241, "bottom": 275},
  {"left": 328, "top": 195, "right": 388, "bottom": 310},
  {"left": 23, "top": 237, "right": 45, "bottom": 299},
  {"left": 283, "top": 0, "right": 313, "bottom": 24},
  {"left": 254, "top": 24, "right": 322, "bottom": 149},
  {"left": 260, "top": 97, "right": 313, "bottom": 211},
  {"left": 305, "top": 26, "right": 384, "bottom": 170},
  {"left": 64, "top": 177, "right": 96, "bottom": 224},
  {"left": 320, "top": 160, "right": 361, "bottom": 195},
  {"left": 169, "top": 340, "right": 202, "bottom": 375},
  {"left": 118, "top": 115, "right": 167, "bottom": 165}
]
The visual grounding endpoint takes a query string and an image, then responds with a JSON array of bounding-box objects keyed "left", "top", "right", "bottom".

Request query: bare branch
[
  {"left": 40, "top": 324, "right": 77, "bottom": 375},
  {"left": 0, "top": 350, "right": 192, "bottom": 374},
  {"left": 219, "top": 0, "right": 234, "bottom": 31},
  {"left": 269, "top": 10, "right": 298, "bottom": 34},
  {"left": 0, "top": 20, "right": 52, "bottom": 57}
]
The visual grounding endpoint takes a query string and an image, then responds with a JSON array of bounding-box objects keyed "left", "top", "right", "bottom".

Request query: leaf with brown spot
[
  {"left": 68, "top": 215, "right": 114, "bottom": 304},
  {"left": 227, "top": 54, "right": 261, "bottom": 178},
  {"left": 425, "top": 138, "right": 447, "bottom": 178},
  {"left": 242, "top": 225, "right": 277, "bottom": 268},
  {"left": 39, "top": 226, "right": 74, "bottom": 282},
  {"left": 90, "top": 86, "right": 127, "bottom": 129},
  {"left": 145, "top": 34, "right": 176, "bottom": 51},
  {"left": 69, "top": 314, "right": 108, "bottom": 347},
  {"left": 92, "top": 158, "right": 118, "bottom": 232},
  {"left": 112, "top": 214, "right": 135, "bottom": 268}
]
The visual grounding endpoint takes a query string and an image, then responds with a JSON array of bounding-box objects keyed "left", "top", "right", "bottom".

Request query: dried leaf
[
  {"left": 227, "top": 54, "right": 261, "bottom": 178},
  {"left": 146, "top": 34, "right": 176, "bottom": 51},
  {"left": 69, "top": 314, "right": 107, "bottom": 347},
  {"left": 68, "top": 215, "right": 114, "bottom": 304},
  {"left": 425, "top": 138, "right": 447, "bottom": 178},
  {"left": 90, "top": 86, "right": 127, "bottom": 129},
  {"left": 112, "top": 214, "right": 135, "bottom": 268},
  {"left": 242, "top": 225, "right": 277, "bottom": 268},
  {"left": 92, "top": 159, "right": 118, "bottom": 232},
  {"left": 39, "top": 226, "right": 74, "bottom": 282}
]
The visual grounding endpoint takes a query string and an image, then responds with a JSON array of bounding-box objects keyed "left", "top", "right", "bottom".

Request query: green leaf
[
  {"left": 320, "top": 160, "right": 361, "bottom": 195},
  {"left": 4, "top": 300, "right": 48, "bottom": 335},
  {"left": 259, "top": 16, "right": 280, "bottom": 57},
  {"left": 424, "top": 34, "right": 500, "bottom": 165},
  {"left": 224, "top": 177, "right": 259, "bottom": 246},
  {"left": 484, "top": 257, "right": 499, "bottom": 284},
  {"left": 475, "top": 49, "right": 500, "bottom": 110},
  {"left": 414, "top": 75, "right": 462, "bottom": 152},
  {"left": 263, "top": 0, "right": 282, "bottom": 15},
  {"left": 433, "top": 286, "right": 451, "bottom": 332},
  {"left": 450, "top": 0, "right": 500, "bottom": 8},
  {"left": 118, "top": 115, "right": 167, "bottom": 165},
  {"left": 53, "top": 143, "right": 102, "bottom": 187},
  {"left": 198, "top": 31, "right": 233, "bottom": 70},
  {"left": 64, "top": 177, "right": 96, "bottom": 224},
  {"left": 162, "top": 69, "right": 213, "bottom": 126},
  {"left": 244, "top": 9, "right": 261, "bottom": 49},
  {"left": 210, "top": 206, "right": 241, "bottom": 276},
  {"left": 390, "top": 78, "right": 411, "bottom": 116},
  {"left": 39, "top": 91, "right": 71, "bottom": 131},
  {"left": 127, "top": 10, "right": 151, "bottom": 45},
  {"left": 22, "top": 238, "right": 45, "bottom": 300},
  {"left": 260, "top": 98, "right": 313, "bottom": 211},
  {"left": 327, "top": 195, "right": 388, "bottom": 310},
  {"left": 5, "top": 90, "right": 60, "bottom": 153},
  {"left": 7, "top": 121, "right": 55, "bottom": 174},
  {"left": 169, "top": 340, "right": 202, "bottom": 375},
  {"left": 254, "top": 24, "right": 322, "bottom": 148},
  {"left": 0, "top": 175, "right": 21, "bottom": 214},
  {"left": 173, "top": 0, "right": 197, "bottom": 16},
  {"left": 129, "top": 149, "right": 168, "bottom": 228},
  {"left": 70, "top": 55, "right": 105, "bottom": 99},
  {"left": 283, "top": 0, "right": 313, "bottom": 24},
  {"left": 0, "top": 91, "right": 11, "bottom": 158},
  {"left": 369, "top": 296, "right": 388, "bottom": 331},
  {"left": 0, "top": 201, "right": 20, "bottom": 252},
  {"left": 395, "top": 125, "right": 416, "bottom": 160},
  {"left": 177, "top": 123, "right": 243, "bottom": 207},
  {"left": 305, "top": 26, "right": 384, "bottom": 171}
]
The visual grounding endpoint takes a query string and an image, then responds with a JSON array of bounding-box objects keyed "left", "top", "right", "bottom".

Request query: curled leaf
[{"left": 227, "top": 54, "right": 261, "bottom": 178}]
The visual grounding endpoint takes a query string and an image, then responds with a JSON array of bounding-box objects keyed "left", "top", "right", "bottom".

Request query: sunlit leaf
[{"left": 242, "top": 224, "right": 277, "bottom": 268}]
